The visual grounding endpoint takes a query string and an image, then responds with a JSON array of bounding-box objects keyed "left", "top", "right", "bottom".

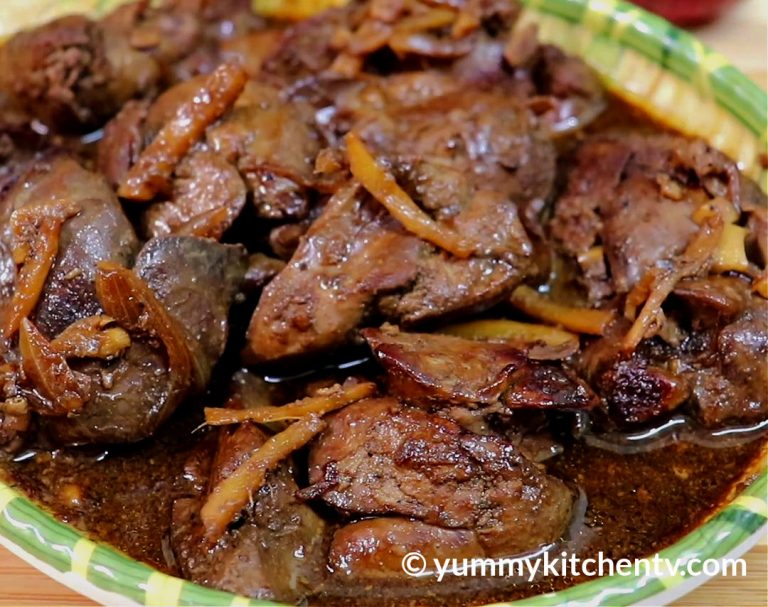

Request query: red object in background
[{"left": 632, "top": 0, "right": 739, "bottom": 26}]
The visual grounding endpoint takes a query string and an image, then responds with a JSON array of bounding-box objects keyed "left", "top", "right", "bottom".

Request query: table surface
[{"left": 1, "top": 1, "right": 767, "bottom": 605}]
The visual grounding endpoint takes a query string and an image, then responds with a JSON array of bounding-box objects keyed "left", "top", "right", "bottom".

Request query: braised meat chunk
[
  {"left": 363, "top": 326, "right": 597, "bottom": 412},
  {"left": 304, "top": 398, "right": 574, "bottom": 557},
  {"left": 46, "top": 236, "right": 247, "bottom": 444}
]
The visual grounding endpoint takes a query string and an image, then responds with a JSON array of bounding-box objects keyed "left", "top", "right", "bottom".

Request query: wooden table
[{"left": 1, "top": 0, "right": 767, "bottom": 605}]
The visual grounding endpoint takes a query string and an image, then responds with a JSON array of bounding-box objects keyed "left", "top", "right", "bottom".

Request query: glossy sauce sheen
[{"left": 0, "top": 98, "right": 766, "bottom": 607}]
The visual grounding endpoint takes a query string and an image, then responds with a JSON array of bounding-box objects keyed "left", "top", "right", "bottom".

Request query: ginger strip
[
  {"left": 1, "top": 202, "right": 79, "bottom": 339},
  {"left": 440, "top": 319, "right": 579, "bottom": 358},
  {"left": 205, "top": 381, "right": 376, "bottom": 426},
  {"left": 509, "top": 285, "right": 613, "bottom": 336},
  {"left": 19, "top": 319, "right": 90, "bottom": 416},
  {"left": 622, "top": 215, "right": 724, "bottom": 352},
  {"left": 200, "top": 415, "right": 326, "bottom": 542},
  {"left": 346, "top": 132, "right": 474, "bottom": 258}
]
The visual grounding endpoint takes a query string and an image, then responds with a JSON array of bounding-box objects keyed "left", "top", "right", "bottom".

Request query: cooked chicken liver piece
[
  {"left": 581, "top": 277, "right": 767, "bottom": 427},
  {"left": 134, "top": 236, "right": 248, "bottom": 379},
  {"left": 46, "top": 236, "right": 247, "bottom": 444},
  {"left": 246, "top": 185, "right": 423, "bottom": 362},
  {"left": 305, "top": 398, "right": 574, "bottom": 557},
  {"left": 329, "top": 517, "right": 486, "bottom": 579},
  {"left": 206, "top": 82, "right": 321, "bottom": 220},
  {"left": 247, "top": 91, "right": 550, "bottom": 362},
  {"left": 363, "top": 327, "right": 598, "bottom": 412},
  {"left": 0, "top": 0, "right": 264, "bottom": 131},
  {"left": 693, "top": 296, "right": 768, "bottom": 427},
  {"left": 550, "top": 134, "right": 757, "bottom": 302}
]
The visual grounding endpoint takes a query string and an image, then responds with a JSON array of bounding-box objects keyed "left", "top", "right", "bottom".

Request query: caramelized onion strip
[
  {"left": 622, "top": 215, "right": 724, "bottom": 352},
  {"left": 94, "top": 262, "right": 198, "bottom": 390},
  {"left": 346, "top": 132, "right": 474, "bottom": 258},
  {"left": 205, "top": 382, "right": 376, "bottom": 426},
  {"left": 19, "top": 319, "right": 90, "bottom": 416},
  {"left": 200, "top": 415, "right": 326, "bottom": 542},
  {"left": 118, "top": 63, "right": 247, "bottom": 201},
  {"left": 1, "top": 203, "right": 79, "bottom": 339}
]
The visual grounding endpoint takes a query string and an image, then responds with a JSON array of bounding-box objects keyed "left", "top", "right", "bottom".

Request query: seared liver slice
[
  {"left": 363, "top": 327, "right": 598, "bottom": 411},
  {"left": 329, "top": 518, "right": 485, "bottom": 579},
  {"left": 305, "top": 398, "right": 574, "bottom": 557},
  {"left": 142, "top": 150, "right": 247, "bottom": 240},
  {"left": 246, "top": 185, "right": 423, "bottom": 362},
  {"left": 206, "top": 82, "right": 321, "bottom": 220},
  {"left": 135, "top": 236, "right": 247, "bottom": 378},
  {"left": 247, "top": 91, "right": 550, "bottom": 363}
]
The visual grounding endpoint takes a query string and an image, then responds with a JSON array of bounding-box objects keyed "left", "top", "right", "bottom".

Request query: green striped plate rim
[{"left": 0, "top": 0, "right": 766, "bottom": 605}]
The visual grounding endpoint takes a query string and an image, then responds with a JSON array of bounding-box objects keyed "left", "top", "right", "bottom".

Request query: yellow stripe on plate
[
  {"left": 145, "top": 571, "right": 184, "bottom": 606},
  {"left": 70, "top": 538, "right": 96, "bottom": 578},
  {"left": 0, "top": 484, "right": 17, "bottom": 512},
  {"left": 731, "top": 495, "right": 768, "bottom": 518}
]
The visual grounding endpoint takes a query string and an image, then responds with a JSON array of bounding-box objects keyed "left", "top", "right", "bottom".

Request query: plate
[{"left": 0, "top": 1, "right": 766, "bottom": 605}]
